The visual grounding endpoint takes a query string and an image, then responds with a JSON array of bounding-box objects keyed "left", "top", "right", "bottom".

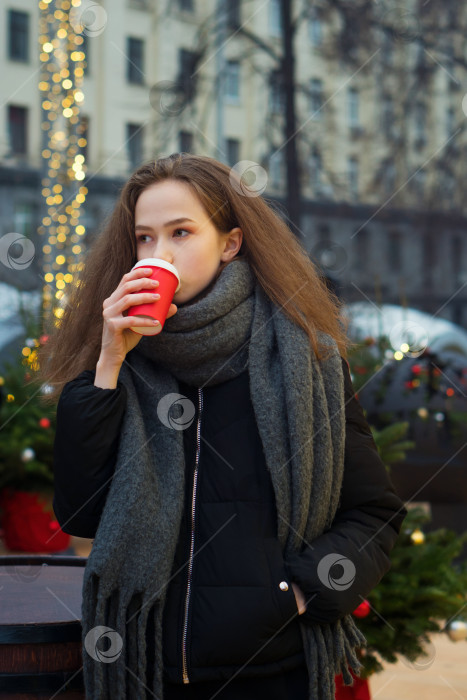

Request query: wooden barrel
[{"left": 0, "top": 555, "right": 86, "bottom": 698}]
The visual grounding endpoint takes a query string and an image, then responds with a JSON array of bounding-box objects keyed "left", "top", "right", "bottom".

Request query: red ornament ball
[
  {"left": 39, "top": 417, "right": 51, "bottom": 429},
  {"left": 354, "top": 366, "right": 368, "bottom": 375},
  {"left": 39, "top": 334, "right": 49, "bottom": 344},
  {"left": 353, "top": 600, "right": 371, "bottom": 618}
]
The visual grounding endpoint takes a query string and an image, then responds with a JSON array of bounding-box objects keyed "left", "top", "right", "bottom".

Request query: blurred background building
[{"left": 1, "top": 0, "right": 467, "bottom": 328}]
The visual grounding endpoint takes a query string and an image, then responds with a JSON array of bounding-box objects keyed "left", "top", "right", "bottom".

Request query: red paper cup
[{"left": 128, "top": 258, "right": 181, "bottom": 336}]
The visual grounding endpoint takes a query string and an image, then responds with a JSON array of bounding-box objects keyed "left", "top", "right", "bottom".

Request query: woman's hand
[
  {"left": 292, "top": 582, "right": 307, "bottom": 615},
  {"left": 98, "top": 266, "right": 178, "bottom": 368}
]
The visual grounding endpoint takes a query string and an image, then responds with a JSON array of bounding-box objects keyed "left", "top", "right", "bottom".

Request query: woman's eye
[{"left": 136, "top": 230, "right": 189, "bottom": 243}]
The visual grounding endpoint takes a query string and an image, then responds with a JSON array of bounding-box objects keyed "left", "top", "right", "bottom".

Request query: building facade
[{"left": 1, "top": 0, "right": 467, "bottom": 328}]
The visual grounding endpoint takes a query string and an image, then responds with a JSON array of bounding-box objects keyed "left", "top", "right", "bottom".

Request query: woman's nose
[{"left": 150, "top": 243, "right": 174, "bottom": 264}]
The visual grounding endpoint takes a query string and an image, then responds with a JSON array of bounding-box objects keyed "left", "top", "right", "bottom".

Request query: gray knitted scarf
[{"left": 81, "top": 257, "right": 366, "bottom": 699}]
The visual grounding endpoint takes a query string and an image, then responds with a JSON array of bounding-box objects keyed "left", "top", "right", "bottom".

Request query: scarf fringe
[
  {"left": 151, "top": 599, "right": 165, "bottom": 699},
  {"left": 301, "top": 615, "right": 367, "bottom": 700},
  {"left": 82, "top": 575, "right": 165, "bottom": 700}
]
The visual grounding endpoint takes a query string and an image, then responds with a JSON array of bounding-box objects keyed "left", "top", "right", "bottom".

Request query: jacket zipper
[{"left": 182, "top": 387, "right": 203, "bottom": 684}]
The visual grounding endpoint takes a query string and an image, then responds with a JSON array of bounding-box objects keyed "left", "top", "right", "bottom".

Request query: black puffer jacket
[{"left": 53, "top": 358, "right": 407, "bottom": 685}]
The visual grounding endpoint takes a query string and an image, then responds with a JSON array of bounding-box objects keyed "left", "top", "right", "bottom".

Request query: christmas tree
[
  {"left": 347, "top": 338, "right": 467, "bottom": 678},
  {"left": 0, "top": 304, "right": 55, "bottom": 494}
]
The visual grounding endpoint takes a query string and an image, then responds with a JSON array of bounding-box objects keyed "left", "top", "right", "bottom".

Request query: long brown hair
[{"left": 35, "top": 153, "right": 350, "bottom": 405}]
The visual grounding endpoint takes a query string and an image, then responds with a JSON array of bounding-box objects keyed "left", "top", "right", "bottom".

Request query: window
[
  {"left": 422, "top": 233, "right": 434, "bottom": 287},
  {"left": 388, "top": 230, "right": 402, "bottom": 268},
  {"left": 446, "top": 107, "right": 455, "bottom": 139},
  {"left": 414, "top": 102, "right": 426, "bottom": 145},
  {"left": 269, "top": 70, "right": 283, "bottom": 113},
  {"left": 354, "top": 227, "right": 368, "bottom": 271},
  {"left": 317, "top": 224, "right": 330, "bottom": 241},
  {"left": 269, "top": 0, "right": 282, "bottom": 37},
  {"left": 413, "top": 169, "right": 426, "bottom": 198},
  {"left": 444, "top": 44, "right": 454, "bottom": 74},
  {"left": 347, "top": 88, "right": 359, "bottom": 127},
  {"left": 179, "top": 48, "right": 197, "bottom": 75},
  {"left": 452, "top": 235, "right": 462, "bottom": 281},
  {"left": 178, "top": 0, "right": 194, "bottom": 10},
  {"left": 226, "top": 138, "right": 240, "bottom": 166},
  {"left": 14, "top": 203, "right": 36, "bottom": 237},
  {"left": 126, "top": 123, "right": 144, "bottom": 169},
  {"left": 310, "top": 78, "right": 323, "bottom": 119},
  {"left": 179, "top": 130, "right": 193, "bottom": 153},
  {"left": 414, "top": 41, "right": 426, "bottom": 70},
  {"left": 269, "top": 150, "right": 284, "bottom": 189},
  {"left": 444, "top": 45, "right": 459, "bottom": 89},
  {"left": 227, "top": 0, "right": 241, "bottom": 29},
  {"left": 8, "top": 10, "right": 29, "bottom": 62},
  {"left": 348, "top": 157, "right": 359, "bottom": 199},
  {"left": 383, "top": 158, "right": 396, "bottom": 194},
  {"left": 178, "top": 48, "right": 198, "bottom": 101},
  {"left": 8, "top": 105, "right": 28, "bottom": 155},
  {"left": 381, "top": 32, "right": 393, "bottom": 66},
  {"left": 442, "top": 170, "right": 456, "bottom": 206},
  {"left": 309, "top": 9, "right": 322, "bottom": 47},
  {"left": 381, "top": 96, "right": 394, "bottom": 138},
  {"left": 309, "top": 151, "right": 322, "bottom": 192},
  {"left": 225, "top": 60, "right": 240, "bottom": 101},
  {"left": 126, "top": 37, "right": 145, "bottom": 84}
]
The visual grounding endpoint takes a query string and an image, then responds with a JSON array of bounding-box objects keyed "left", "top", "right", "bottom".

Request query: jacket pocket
[
  {"left": 189, "top": 538, "right": 303, "bottom": 669},
  {"left": 263, "top": 538, "right": 301, "bottom": 627}
]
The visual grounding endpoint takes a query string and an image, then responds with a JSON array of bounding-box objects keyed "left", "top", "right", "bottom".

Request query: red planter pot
[
  {"left": 0, "top": 488, "right": 70, "bottom": 553},
  {"left": 335, "top": 670, "right": 371, "bottom": 699}
]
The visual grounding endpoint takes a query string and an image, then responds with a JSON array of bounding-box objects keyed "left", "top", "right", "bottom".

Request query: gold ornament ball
[
  {"left": 446, "top": 620, "right": 467, "bottom": 642},
  {"left": 410, "top": 528, "right": 425, "bottom": 545}
]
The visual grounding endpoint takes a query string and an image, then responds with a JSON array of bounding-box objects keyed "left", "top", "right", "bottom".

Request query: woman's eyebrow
[{"left": 135, "top": 217, "right": 196, "bottom": 231}]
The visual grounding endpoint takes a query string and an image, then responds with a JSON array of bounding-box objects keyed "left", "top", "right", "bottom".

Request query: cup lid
[{"left": 132, "top": 258, "right": 181, "bottom": 292}]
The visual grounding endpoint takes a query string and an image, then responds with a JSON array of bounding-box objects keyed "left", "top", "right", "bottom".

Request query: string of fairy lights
[{"left": 38, "top": 0, "right": 88, "bottom": 332}]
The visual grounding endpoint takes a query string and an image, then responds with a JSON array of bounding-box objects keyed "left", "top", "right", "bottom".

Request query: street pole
[
  {"left": 216, "top": 0, "right": 226, "bottom": 159},
  {"left": 280, "top": 0, "right": 301, "bottom": 236}
]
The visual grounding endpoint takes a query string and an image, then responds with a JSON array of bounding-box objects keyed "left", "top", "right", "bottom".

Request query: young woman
[{"left": 39, "top": 153, "right": 407, "bottom": 700}]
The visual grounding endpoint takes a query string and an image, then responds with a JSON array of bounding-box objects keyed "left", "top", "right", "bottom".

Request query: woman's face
[{"left": 134, "top": 180, "right": 242, "bottom": 306}]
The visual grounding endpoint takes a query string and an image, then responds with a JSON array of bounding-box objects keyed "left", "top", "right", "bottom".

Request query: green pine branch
[{"left": 346, "top": 340, "right": 467, "bottom": 677}]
